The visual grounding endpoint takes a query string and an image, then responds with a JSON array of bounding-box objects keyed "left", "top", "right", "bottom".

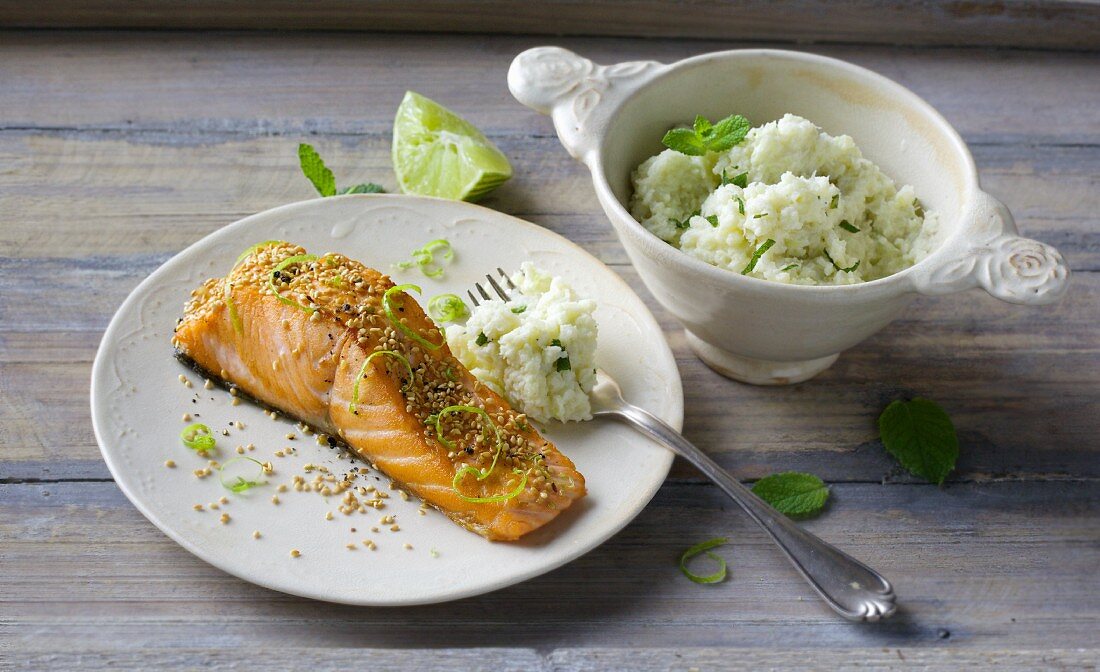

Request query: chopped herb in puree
[
  {"left": 445, "top": 263, "right": 597, "bottom": 423},
  {"left": 629, "top": 114, "right": 939, "bottom": 285}
]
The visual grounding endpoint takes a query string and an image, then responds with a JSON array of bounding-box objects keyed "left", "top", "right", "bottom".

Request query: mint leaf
[
  {"left": 669, "top": 209, "right": 700, "bottom": 230},
  {"left": 340, "top": 183, "right": 385, "bottom": 194},
  {"left": 722, "top": 170, "right": 749, "bottom": 189},
  {"left": 823, "top": 249, "right": 860, "bottom": 273},
  {"left": 475, "top": 332, "right": 489, "bottom": 346},
  {"left": 741, "top": 238, "right": 775, "bottom": 275},
  {"left": 705, "top": 214, "right": 719, "bottom": 228},
  {"left": 693, "top": 115, "right": 713, "bottom": 136},
  {"left": 664, "top": 114, "right": 751, "bottom": 156},
  {"left": 878, "top": 398, "right": 959, "bottom": 485},
  {"left": 298, "top": 143, "right": 336, "bottom": 197},
  {"left": 662, "top": 128, "right": 707, "bottom": 156},
  {"left": 751, "top": 472, "right": 829, "bottom": 517},
  {"left": 705, "top": 114, "right": 751, "bottom": 151}
]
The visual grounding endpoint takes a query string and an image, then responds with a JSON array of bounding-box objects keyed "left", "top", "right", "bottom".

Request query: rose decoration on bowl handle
[
  {"left": 911, "top": 191, "right": 1070, "bottom": 305},
  {"left": 509, "top": 47, "right": 666, "bottom": 164}
]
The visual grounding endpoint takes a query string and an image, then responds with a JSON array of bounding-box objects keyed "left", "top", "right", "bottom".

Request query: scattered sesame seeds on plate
[{"left": 90, "top": 194, "right": 682, "bottom": 606}]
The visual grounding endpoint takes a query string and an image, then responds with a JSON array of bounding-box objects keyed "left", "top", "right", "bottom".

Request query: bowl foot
[{"left": 685, "top": 331, "right": 838, "bottom": 385}]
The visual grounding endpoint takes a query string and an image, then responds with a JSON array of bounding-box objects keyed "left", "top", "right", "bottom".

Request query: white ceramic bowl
[{"left": 509, "top": 47, "right": 1070, "bottom": 384}]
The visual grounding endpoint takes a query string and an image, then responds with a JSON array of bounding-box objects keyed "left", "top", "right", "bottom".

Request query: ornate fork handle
[{"left": 592, "top": 371, "right": 896, "bottom": 622}]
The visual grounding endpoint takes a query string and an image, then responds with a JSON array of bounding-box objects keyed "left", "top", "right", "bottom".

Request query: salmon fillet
[{"left": 172, "top": 241, "right": 585, "bottom": 541}]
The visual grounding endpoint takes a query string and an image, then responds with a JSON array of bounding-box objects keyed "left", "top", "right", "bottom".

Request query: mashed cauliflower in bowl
[
  {"left": 630, "top": 114, "right": 938, "bottom": 286},
  {"left": 446, "top": 263, "right": 598, "bottom": 423}
]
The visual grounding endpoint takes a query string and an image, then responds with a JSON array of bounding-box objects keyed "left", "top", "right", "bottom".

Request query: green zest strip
[
  {"left": 823, "top": 249, "right": 861, "bottom": 273},
  {"left": 452, "top": 466, "right": 527, "bottom": 503},
  {"left": 839, "top": 220, "right": 860, "bottom": 233},
  {"left": 427, "top": 293, "right": 470, "bottom": 323},
  {"left": 679, "top": 537, "right": 730, "bottom": 584},
  {"left": 383, "top": 284, "right": 444, "bottom": 350},
  {"left": 350, "top": 350, "right": 414, "bottom": 413},
  {"left": 218, "top": 456, "right": 266, "bottom": 493},
  {"left": 432, "top": 405, "right": 526, "bottom": 504},
  {"left": 741, "top": 239, "right": 775, "bottom": 275},
  {"left": 225, "top": 240, "right": 284, "bottom": 333},
  {"left": 396, "top": 239, "right": 454, "bottom": 279},
  {"left": 269, "top": 254, "right": 319, "bottom": 313},
  {"left": 180, "top": 423, "right": 216, "bottom": 452}
]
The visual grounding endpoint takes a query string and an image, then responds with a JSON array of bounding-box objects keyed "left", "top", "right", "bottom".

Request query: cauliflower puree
[
  {"left": 446, "top": 263, "right": 597, "bottom": 423},
  {"left": 629, "top": 114, "right": 937, "bottom": 285}
]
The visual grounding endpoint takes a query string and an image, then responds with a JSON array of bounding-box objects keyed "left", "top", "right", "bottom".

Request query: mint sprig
[
  {"left": 298, "top": 143, "right": 384, "bottom": 197},
  {"left": 751, "top": 472, "right": 829, "bottom": 517},
  {"left": 663, "top": 114, "right": 751, "bottom": 156},
  {"left": 878, "top": 398, "right": 959, "bottom": 485}
]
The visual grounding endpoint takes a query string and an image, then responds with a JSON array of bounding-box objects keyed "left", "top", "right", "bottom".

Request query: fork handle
[{"left": 602, "top": 404, "right": 897, "bottom": 621}]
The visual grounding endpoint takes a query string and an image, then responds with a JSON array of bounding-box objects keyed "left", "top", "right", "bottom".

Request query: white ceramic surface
[
  {"left": 509, "top": 47, "right": 1070, "bottom": 384},
  {"left": 90, "top": 194, "right": 683, "bottom": 606}
]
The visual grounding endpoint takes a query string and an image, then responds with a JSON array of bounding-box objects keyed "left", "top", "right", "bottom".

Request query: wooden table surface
[{"left": 1, "top": 29, "right": 1098, "bottom": 671}]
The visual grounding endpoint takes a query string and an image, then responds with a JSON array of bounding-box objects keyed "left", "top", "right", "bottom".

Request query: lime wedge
[{"left": 392, "top": 91, "right": 512, "bottom": 202}]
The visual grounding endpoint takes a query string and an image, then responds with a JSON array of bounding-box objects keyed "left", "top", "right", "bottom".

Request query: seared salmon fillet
[{"left": 172, "top": 241, "right": 585, "bottom": 541}]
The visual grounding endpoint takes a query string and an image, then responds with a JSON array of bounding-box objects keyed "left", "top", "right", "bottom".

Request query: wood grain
[
  {"left": 1, "top": 29, "right": 1098, "bottom": 669},
  {"left": 2, "top": 1, "right": 1099, "bottom": 50},
  {"left": 2, "top": 481, "right": 1098, "bottom": 652}
]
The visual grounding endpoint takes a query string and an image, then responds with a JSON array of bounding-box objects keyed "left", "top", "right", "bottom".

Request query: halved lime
[{"left": 392, "top": 91, "right": 512, "bottom": 202}]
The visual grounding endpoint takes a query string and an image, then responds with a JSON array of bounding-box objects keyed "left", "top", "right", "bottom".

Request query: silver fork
[{"left": 469, "top": 270, "right": 897, "bottom": 622}]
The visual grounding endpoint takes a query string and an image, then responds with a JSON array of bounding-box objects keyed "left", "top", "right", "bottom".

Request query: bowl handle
[
  {"left": 910, "top": 191, "right": 1070, "bottom": 305},
  {"left": 508, "top": 47, "right": 666, "bottom": 165}
]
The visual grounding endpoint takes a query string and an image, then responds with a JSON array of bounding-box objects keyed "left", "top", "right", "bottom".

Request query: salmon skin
[{"left": 173, "top": 241, "right": 585, "bottom": 541}]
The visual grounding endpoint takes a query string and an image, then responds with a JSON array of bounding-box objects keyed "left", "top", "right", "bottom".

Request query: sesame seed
[
  {"left": 403, "top": 543, "right": 412, "bottom": 550},
  {"left": 219, "top": 513, "right": 230, "bottom": 524},
  {"left": 290, "top": 549, "right": 301, "bottom": 558},
  {"left": 219, "top": 496, "right": 228, "bottom": 505},
  {"left": 178, "top": 374, "right": 187, "bottom": 384},
  {"left": 231, "top": 398, "right": 241, "bottom": 406},
  {"left": 236, "top": 446, "right": 245, "bottom": 454},
  {"left": 204, "top": 379, "right": 214, "bottom": 390},
  {"left": 252, "top": 530, "right": 261, "bottom": 539},
  {"left": 182, "top": 413, "right": 192, "bottom": 422},
  {"left": 277, "top": 484, "right": 288, "bottom": 493},
  {"left": 193, "top": 504, "right": 203, "bottom": 511},
  {"left": 164, "top": 460, "right": 176, "bottom": 468},
  {"left": 325, "top": 511, "right": 333, "bottom": 521},
  {"left": 271, "top": 495, "right": 280, "bottom": 505},
  {"left": 209, "top": 502, "right": 219, "bottom": 510}
]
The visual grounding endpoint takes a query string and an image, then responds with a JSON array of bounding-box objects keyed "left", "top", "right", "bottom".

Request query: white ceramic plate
[{"left": 91, "top": 194, "right": 682, "bottom": 606}]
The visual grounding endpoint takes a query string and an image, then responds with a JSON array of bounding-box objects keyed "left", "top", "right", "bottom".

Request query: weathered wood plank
[
  {"left": 2, "top": 1, "right": 1099, "bottom": 51},
  {"left": 0, "top": 32, "right": 1098, "bottom": 144},
  {"left": 0, "top": 134, "right": 1095, "bottom": 269},
  {"left": 8, "top": 648, "right": 1099, "bottom": 672},
  {"left": 1, "top": 481, "right": 1097, "bottom": 651},
  {"left": 1, "top": 265, "right": 1096, "bottom": 482}
]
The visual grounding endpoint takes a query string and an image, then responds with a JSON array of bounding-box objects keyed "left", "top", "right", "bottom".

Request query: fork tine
[
  {"left": 467, "top": 289, "right": 480, "bottom": 307},
  {"left": 486, "top": 273, "right": 511, "bottom": 301},
  {"left": 476, "top": 282, "right": 492, "bottom": 302},
  {"left": 498, "top": 268, "right": 516, "bottom": 290}
]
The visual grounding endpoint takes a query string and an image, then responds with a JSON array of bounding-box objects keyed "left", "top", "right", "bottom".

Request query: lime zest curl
[
  {"left": 225, "top": 240, "right": 285, "bottom": 333},
  {"left": 431, "top": 405, "right": 526, "bottom": 504},
  {"left": 382, "top": 283, "right": 444, "bottom": 351},
  {"left": 679, "top": 537, "right": 730, "bottom": 584},
  {"left": 427, "top": 293, "right": 469, "bottom": 323},
  {"left": 218, "top": 456, "right": 266, "bottom": 493},
  {"left": 395, "top": 239, "right": 454, "bottom": 279},
  {"left": 269, "top": 254, "right": 319, "bottom": 313},
  {"left": 349, "top": 350, "right": 414, "bottom": 413},
  {"left": 180, "top": 423, "right": 216, "bottom": 452}
]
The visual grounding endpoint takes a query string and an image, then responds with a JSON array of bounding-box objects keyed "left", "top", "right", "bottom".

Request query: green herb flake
[
  {"left": 511, "top": 305, "right": 527, "bottom": 314},
  {"left": 823, "top": 249, "right": 860, "bottom": 273},
  {"left": 753, "top": 213, "right": 768, "bottom": 219},
  {"left": 780, "top": 263, "right": 799, "bottom": 272},
  {"left": 736, "top": 197, "right": 745, "bottom": 215},
  {"left": 751, "top": 472, "right": 829, "bottom": 517},
  {"left": 722, "top": 170, "right": 749, "bottom": 189},
  {"left": 663, "top": 114, "right": 751, "bottom": 156},
  {"left": 878, "top": 398, "right": 959, "bottom": 485},
  {"left": 741, "top": 238, "right": 776, "bottom": 275},
  {"left": 339, "top": 183, "right": 385, "bottom": 195},
  {"left": 670, "top": 209, "right": 701, "bottom": 230},
  {"left": 830, "top": 194, "right": 840, "bottom": 209},
  {"left": 550, "top": 338, "right": 570, "bottom": 371},
  {"left": 475, "top": 332, "right": 489, "bottom": 347},
  {"left": 705, "top": 214, "right": 720, "bottom": 228},
  {"left": 839, "top": 220, "right": 861, "bottom": 233},
  {"left": 913, "top": 198, "right": 925, "bottom": 218},
  {"left": 298, "top": 143, "right": 337, "bottom": 197},
  {"left": 679, "top": 537, "right": 729, "bottom": 584}
]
